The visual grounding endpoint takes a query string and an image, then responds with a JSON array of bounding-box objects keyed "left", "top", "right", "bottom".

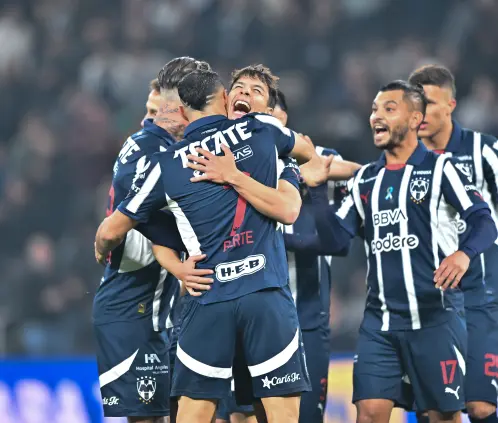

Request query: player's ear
[
  {"left": 412, "top": 111, "right": 424, "bottom": 131},
  {"left": 449, "top": 98, "right": 457, "bottom": 114}
]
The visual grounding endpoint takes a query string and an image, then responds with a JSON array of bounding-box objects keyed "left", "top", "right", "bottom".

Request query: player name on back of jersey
[{"left": 174, "top": 121, "right": 252, "bottom": 167}]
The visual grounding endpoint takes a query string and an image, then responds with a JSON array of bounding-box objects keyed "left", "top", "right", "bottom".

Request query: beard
[{"left": 376, "top": 123, "right": 409, "bottom": 151}]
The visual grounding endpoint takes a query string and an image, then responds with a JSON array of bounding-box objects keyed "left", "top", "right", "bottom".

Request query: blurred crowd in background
[{"left": 0, "top": 0, "right": 497, "bottom": 356}]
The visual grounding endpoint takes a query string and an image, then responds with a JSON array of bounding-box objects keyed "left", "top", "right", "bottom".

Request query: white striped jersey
[
  {"left": 433, "top": 121, "right": 498, "bottom": 307},
  {"left": 93, "top": 120, "right": 180, "bottom": 331},
  {"left": 118, "top": 113, "right": 301, "bottom": 305},
  {"left": 336, "top": 141, "right": 489, "bottom": 331}
]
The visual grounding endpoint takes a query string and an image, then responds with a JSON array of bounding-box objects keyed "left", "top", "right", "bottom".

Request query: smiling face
[
  {"left": 228, "top": 75, "right": 273, "bottom": 119},
  {"left": 370, "top": 89, "right": 413, "bottom": 150}
]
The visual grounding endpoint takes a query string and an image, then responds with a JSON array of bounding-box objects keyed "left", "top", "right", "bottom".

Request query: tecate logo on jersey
[
  {"left": 215, "top": 254, "right": 266, "bottom": 282},
  {"left": 373, "top": 208, "right": 407, "bottom": 227},
  {"left": 371, "top": 233, "right": 419, "bottom": 254}
]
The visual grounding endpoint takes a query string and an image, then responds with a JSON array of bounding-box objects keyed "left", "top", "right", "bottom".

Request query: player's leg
[
  {"left": 94, "top": 321, "right": 170, "bottom": 420},
  {"left": 402, "top": 313, "right": 467, "bottom": 423},
  {"left": 168, "top": 318, "right": 181, "bottom": 423},
  {"left": 353, "top": 325, "right": 406, "bottom": 423},
  {"left": 465, "top": 305, "right": 498, "bottom": 423},
  {"left": 299, "top": 326, "right": 330, "bottom": 423},
  {"left": 230, "top": 412, "right": 258, "bottom": 423},
  {"left": 237, "top": 286, "right": 311, "bottom": 423},
  {"left": 172, "top": 297, "right": 235, "bottom": 423}
]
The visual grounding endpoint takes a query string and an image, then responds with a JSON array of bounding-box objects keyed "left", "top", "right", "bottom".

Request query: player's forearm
[
  {"left": 290, "top": 134, "right": 317, "bottom": 164},
  {"left": 460, "top": 208, "right": 497, "bottom": 259},
  {"left": 95, "top": 219, "right": 126, "bottom": 255},
  {"left": 308, "top": 184, "right": 354, "bottom": 251},
  {"left": 284, "top": 232, "right": 350, "bottom": 256},
  {"left": 328, "top": 160, "right": 361, "bottom": 181},
  {"left": 228, "top": 171, "right": 301, "bottom": 225},
  {"left": 151, "top": 245, "right": 183, "bottom": 278}
]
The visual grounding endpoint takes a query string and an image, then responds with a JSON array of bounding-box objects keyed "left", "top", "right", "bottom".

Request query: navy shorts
[
  {"left": 353, "top": 312, "right": 467, "bottom": 413},
  {"left": 216, "top": 380, "right": 254, "bottom": 420},
  {"left": 94, "top": 320, "right": 170, "bottom": 417},
  {"left": 171, "top": 286, "right": 311, "bottom": 401},
  {"left": 465, "top": 304, "right": 498, "bottom": 405},
  {"left": 300, "top": 326, "right": 330, "bottom": 423}
]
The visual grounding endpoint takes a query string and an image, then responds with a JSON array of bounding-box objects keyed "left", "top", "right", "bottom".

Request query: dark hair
[
  {"left": 408, "top": 64, "right": 456, "bottom": 98},
  {"left": 230, "top": 64, "right": 279, "bottom": 108},
  {"left": 149, "top": 78, "right": 160, "bottom": 93},
  {"left": 275, "top": 90, "right": 288, "bottom": 112},
  {"left": 158, "top": 57, "right": 211, "bottom": 91},
  {"left": 178, "top": 70, "right": 224, "bottom": 111},
  {"left": 379, "top": 79, "right": 428, "bottom": 118}
]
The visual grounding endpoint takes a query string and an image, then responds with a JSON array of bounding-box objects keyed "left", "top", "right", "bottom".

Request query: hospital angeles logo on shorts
[
  {"left": 137, "top": 376, "right": 156, "bottom": 403},
  {"left": 261, "top": 373, "right": 300, "bottom": 389}
]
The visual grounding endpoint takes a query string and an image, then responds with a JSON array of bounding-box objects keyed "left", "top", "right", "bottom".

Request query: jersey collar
[
  {"left": 184, "top": 115, "right": 228, "bottom": 137},
  {"left": 444, "top": 120, "right": 463, "bottom": 153},
  {"left": 374, "top": 140, "right": 429, "bottom": 171},
  {"left": 143, "top": 119, "right": 176, "bottom": 146}
]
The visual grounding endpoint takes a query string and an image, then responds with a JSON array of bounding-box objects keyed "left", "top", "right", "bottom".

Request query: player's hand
[
  {"left": 186, "top": 145, "right": 239, "bottom": 184},
  {"left": 95, "top": 243, "right": 107, "bottom": 266},
  {"left": 434, "top": 251, "right": 470, "bottom": 290},
  {"left": 177, "top": 254, "right": 214, "bottom": 297},
  {"left": 300, "top": 154, "right": 334, "bottom": 187}
]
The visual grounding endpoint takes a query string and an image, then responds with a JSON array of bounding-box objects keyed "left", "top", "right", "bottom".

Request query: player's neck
[
  {"left": 385, "top": 135, "right": 419, "bottom": 166},
  {"left": 188, "top": 107, "right": 227, "bottom": 124},
  {"left": 154, "top": 99, "right": 186, "bottom": 141},
  {"left": 420, "top": 119, "right": 453, "bottom": 152}
]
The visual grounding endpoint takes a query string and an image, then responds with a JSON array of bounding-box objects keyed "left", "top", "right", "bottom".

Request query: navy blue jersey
[
  {"left": 118, "top": 113, "right": 299, "bottom": 304},
  {"left": 285, "top": 146, "right": 348, "bottom": 330},
  {"left": 336, "top": 141, "right": 489, "bottom": 331},
  {"left": 93, "top": 120, "right": 180, "bottom": 331},
  {"left": 434, "top": 121, "right": 498, "bottom": 307}
]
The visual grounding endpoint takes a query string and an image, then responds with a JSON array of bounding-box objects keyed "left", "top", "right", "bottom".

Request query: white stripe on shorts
[
  {"left": 99, "top": 349, "right": 139, "bottom": 388},
  {"left": 176, "top": 344, "right": 232, "bottom": 379},
  {"left": 247, "top": 328, "right": 299, "bottom": 377}
]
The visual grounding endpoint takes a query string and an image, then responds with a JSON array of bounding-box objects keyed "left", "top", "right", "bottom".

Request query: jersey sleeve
[
  {"left": 481, "top": 134, "right": 498, "bottom": 207},
  {"left": 278, "top": 157, "right": 301, "bottom": 190},
  {"left": 441, "top": 157, "right": 490, "bottom": 220},
  {"left": 136, "top": 210, "right": 186, "bottom": 252},
  {"left": 253, "top": 113, "right": 296, "bottom": 156},
  {"left": 333, "top": 178, "right": 362, "bottom": 237},
  {"left": 117, "top": 154, "right": 168, "bottom": 223},
  {"left": 315, "top": 146, "right": 348, "bottom": 205}
]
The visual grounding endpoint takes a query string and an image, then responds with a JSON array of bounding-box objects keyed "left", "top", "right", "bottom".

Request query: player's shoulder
[
  {"left": 460, "top": 126, "right": 498, "bottom": 149},
  {"left": 246, "top": 112, "right": 292, "bottom": 135}
]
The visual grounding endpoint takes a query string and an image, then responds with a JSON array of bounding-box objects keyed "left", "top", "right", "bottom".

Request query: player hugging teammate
[{"left": 94, "top": 57, "right": 498, "bottom": 423}]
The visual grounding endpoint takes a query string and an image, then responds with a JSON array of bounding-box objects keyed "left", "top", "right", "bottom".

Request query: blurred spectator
[{"left": 1, "top": 0, "right": 498, "bottom": 355}]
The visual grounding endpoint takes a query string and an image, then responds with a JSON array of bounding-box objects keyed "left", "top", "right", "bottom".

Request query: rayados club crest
[
  {"left": 137, "top": 376, "right": 156, "bottom": 403},
  {"left": 410, "top": 177, "right": 430, "bottom": 203}
]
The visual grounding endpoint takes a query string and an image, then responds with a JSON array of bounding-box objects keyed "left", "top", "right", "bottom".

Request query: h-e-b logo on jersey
[
  {"left": 410, "top": 177, "right": 429, "bottom": 203},
  {"left": 216, "top": 254, "right": 266, "bottom": 282}
]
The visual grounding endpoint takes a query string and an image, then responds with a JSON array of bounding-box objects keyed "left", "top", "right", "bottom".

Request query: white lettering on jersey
[
  {"left": 373, "top": 208, "right": 407, "bottom": 227},
  {"left": 215, "top": 254, "right": 266, "bottom": 282},
  {"left": 232, "top": 145, "right": 253, "bottom": 162},
  {"left": 118, "top": 137, "right": 141, "bottom": 164},
  {"left": 144, "top": 354, "right": 161, "bottom": 364},
  {"left": 174, "top": 123, "right": 253, "bottom": 167},
  {"left": 371, "top": 233, "right": 419, "bottom": 254}
]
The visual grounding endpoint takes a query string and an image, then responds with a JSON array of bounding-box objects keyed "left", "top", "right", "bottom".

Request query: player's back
[
  {"left": 160, "top": 113, "right": 296, "bottom": 304},
  {"left": 94, "top": 121, "right": 177, "bottom": 330}
]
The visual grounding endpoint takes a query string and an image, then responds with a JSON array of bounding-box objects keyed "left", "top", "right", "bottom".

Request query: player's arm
[
  {"left": 283, "top": 230, "right": 350, "bottom": 256},
  {"left": 95, "top": 158, "right": 168, "bottom": 264},
  {"left": 435, "top": 157, "right": 498, "bottom": 289},
  {"left": 306, "top": 181, "right": 357, "bottom": 253},
  {"left": 187, "top": 145, "right": 310, "bottom": 224}
]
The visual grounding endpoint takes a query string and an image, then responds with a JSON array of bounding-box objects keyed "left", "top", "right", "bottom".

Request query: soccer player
[
  {"left": 302, "top": 80, "right": 498, "bottom": 423},
  {"left": 93, "top": 57, "right": 211, "bottom": 423},
  {"left": 94, "top": 67, "right": 338, "bottom": 422},
  {"left": 409, "top": 65, "right": 498, "bottom": 423}
]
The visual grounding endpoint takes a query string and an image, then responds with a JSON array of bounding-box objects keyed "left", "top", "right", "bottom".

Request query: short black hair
[
  {"left": 158, "top": 56, "right": 211, "bottom": 91},
  {"left": 275, "top": 90, "right": 288, "bottom": 112},
  {"left": 408, "top": 64, "right": 456, "bottom": 98},
  {"left": 178, "top": 70, "right": 224, "bottom": 111},
  {"left": 379, "top": 80, "right": 428, "bottom": 118},
  {"left": 230, "top": 64, "right": 279, "bottom": 108}
]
